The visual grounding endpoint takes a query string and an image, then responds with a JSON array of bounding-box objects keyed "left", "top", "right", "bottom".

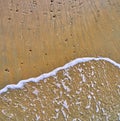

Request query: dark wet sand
[{"left": 0, "top": 0, "right": 120, "bottom": 88}]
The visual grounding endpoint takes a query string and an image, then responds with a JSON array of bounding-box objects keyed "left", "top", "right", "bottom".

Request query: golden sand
[
  {"left": 0, "top": 0, "right": 120, "bottom": 120},
  {"left": 0, "top": 0, "right": 120, "bottom": 88},
  {"left": 0, "top": 60, "right": 120, "bottom": 120}
]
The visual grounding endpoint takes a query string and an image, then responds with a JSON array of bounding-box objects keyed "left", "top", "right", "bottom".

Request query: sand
[
  {"left": 0, "top": 0, "right": 120, "bottom": 88},
  {"left": 0, "top": 0, "right": 120, "bottom": 120},
  {"left": 0, "top": 59, "right": 120, "bottom": 120}
]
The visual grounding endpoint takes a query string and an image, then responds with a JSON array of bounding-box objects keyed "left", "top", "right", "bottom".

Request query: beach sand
[
  {"left": 0, "top": 0, "right": 120, "bottom": 88},
  {"left": 0, "top": 0, "right": 120, "bottom": 120},
  {"left": 0, "top": 59, "right": 120, "bottom": 120}
]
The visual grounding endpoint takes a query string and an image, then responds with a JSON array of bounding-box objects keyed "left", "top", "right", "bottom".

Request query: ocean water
[{"left": 0, "top": 57, "right": 120, "bottom": 121}]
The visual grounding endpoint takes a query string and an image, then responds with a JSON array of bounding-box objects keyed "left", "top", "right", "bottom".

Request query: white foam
[
  {"left": 81, "top": 74, "right": 86, "bottom": 82},
  {"left": 0, "top": 57, "right": 120, "bottom": 94},
  {"left": 62, "top": 100, "right": 69, "bottom": 109},
  {"left": 32, "top": 89, "right": 39, "bottom": 96}
]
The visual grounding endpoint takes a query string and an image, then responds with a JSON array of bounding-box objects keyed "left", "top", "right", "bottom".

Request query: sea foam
[{"left": 0, "top": 57, "right": 120, "bottom": 94}]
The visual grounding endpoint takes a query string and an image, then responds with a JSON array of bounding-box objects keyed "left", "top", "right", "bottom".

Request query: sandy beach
[
  {"left": 0, "top": 0, "right": 120, "bottom": 120},
  {"left": 0, "top": 58, "right": 120, "bottom": 120},
  {"left": 0, "top": 0, "right": 120, "bottom": 88}
]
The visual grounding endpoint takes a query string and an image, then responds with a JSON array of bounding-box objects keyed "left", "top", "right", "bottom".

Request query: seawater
[{"left": 0, "top": 57, "right": 120, "bottom": 120}]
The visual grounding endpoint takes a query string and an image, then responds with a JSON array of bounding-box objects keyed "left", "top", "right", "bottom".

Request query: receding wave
[
  {"left": 0, "top": 57, "right": 120, "bottom": 120},
  {"left": 0, "top": 57, "right": 120, "bottom": 94}
]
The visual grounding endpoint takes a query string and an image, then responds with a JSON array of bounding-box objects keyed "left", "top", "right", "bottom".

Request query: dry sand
[{"left": 0, "top": 0, "right": 120, "bottom": 120}]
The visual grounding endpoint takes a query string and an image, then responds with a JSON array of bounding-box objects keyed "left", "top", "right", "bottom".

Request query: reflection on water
[{"left": 0, "top": 60, "right": 120, "bottom": 121}]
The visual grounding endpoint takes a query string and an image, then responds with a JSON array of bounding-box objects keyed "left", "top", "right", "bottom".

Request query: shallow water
[{"left": 0, "top": 58, "right": 120, "bottom": 121}]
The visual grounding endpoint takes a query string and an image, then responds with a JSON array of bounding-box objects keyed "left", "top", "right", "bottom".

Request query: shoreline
[
  {"left": 0, "top": 1, "right": 120, "bottom": 120},
  {"left": 0, "top": 56, "right": 120, "bottom": 94}
]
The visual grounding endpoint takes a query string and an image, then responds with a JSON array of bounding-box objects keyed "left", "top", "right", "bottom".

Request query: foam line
[{"left": 0, "top": 57, "right": 120, "bottom": 94}]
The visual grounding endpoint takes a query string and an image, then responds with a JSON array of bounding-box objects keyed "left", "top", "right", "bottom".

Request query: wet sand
[
  {"left": 0, "top": 0, "right": 120, "bottom": 88},
  {"left": 0, "top": 0, "right": 120, "bottom": 120},
  {"left": 0, "top": 59, "right": 120, "bottom": 120}
]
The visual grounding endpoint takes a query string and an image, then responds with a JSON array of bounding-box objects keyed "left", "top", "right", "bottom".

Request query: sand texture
[
  {"left": 0, "top": 60, "right": 120, "bottom": 120},
  {"left": 0, "top": 0, "right": 120, "bottom": 120},
  {"left": 0, "top": 0, "right": 120, "bottom": 88}
]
